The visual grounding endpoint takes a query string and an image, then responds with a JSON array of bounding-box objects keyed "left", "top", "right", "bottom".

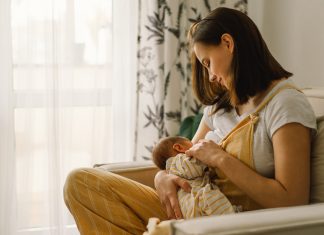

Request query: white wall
[{"left": 248, "top": 0, "right": 324, "bottom": 88}]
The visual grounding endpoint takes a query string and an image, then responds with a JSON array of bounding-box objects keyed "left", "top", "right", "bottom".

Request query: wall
[{"left": 248, "top": 0, "right": 324, "bottom": 88}]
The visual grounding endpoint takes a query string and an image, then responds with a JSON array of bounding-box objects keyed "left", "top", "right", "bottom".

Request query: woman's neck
[
  {"left": 235, "top": 78, "right": 285, "bottom": 116},
  {"left": 252, "top": 79, "right": 284, "bottom": 106}
]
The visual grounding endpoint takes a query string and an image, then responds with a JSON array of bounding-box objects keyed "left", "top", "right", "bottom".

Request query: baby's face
[{"left": 181, "top": 140, "right": 193, "bottom": 151}]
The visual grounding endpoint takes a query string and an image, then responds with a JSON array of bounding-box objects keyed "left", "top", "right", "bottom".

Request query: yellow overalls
[{"left": 216, "top": 84, "right": 298, "bottom": 211}]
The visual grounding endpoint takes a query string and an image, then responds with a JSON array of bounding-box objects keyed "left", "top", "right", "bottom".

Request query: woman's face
[{"left": 193, "top": 35, "right": 234, "bottom": 90}]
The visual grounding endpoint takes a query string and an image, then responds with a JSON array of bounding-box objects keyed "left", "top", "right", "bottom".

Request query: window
[{"left": 11, "top": 0, "right": 137, "bottom": 233}]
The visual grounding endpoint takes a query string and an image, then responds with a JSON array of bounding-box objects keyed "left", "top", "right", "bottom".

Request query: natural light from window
[{"left": 11, "top": 0, "right": 119, "bottom": 233}]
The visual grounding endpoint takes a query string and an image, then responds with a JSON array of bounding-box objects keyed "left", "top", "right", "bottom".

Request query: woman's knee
[
  {"left": 63, "top": 168, "right": 92, "bottom": 204},
  {"left": 63, "top": 168, "right": 119, "bottom": 203}
]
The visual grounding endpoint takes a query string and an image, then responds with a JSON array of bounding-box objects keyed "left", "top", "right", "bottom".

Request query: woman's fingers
[
  {"left": 174, "top": 176, "right": 191, "bottom": 193},
  {"left": 169, "top": 194, "right": 183, "bottom": 219},
  {"left": 164, "top": 198, "right": 176, "bottom": 219},
  {"left": 185, "top": 149, "right": 192, "bottom": 157},
  {"left": 155, "top": 173, "right": 187, "bottom": 220},
  {"left": 185, "top": 145, "right": 197, "bottom": 157},
  {"left": 185, "top": 145, "right": 199, "bottom": 157},
  {"left": 185, "top": 141, "right": 204, "bottom": 157},
  {"left": 164, "top": 176, "right": 188, "bottom": 219}
]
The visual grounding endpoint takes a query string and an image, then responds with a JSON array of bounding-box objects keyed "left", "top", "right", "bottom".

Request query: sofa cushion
[
  {"left": 171, "top": 203, "right": 324, "bottom": 235},
  {"left": 310, "top": 116, "right": 324, "bottom": 203}
]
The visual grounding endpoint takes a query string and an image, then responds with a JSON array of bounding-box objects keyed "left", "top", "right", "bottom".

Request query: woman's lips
[
  {"left": 217, "top": 77, "right": 223, "bottom": 85},
  {"left": 210, "top": 75, "right": 224, "bottom": 87}
]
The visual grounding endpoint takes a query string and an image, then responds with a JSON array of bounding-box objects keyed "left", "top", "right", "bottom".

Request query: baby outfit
[{"left": 165, "top": 154, "right": 235, "bottom": 219}]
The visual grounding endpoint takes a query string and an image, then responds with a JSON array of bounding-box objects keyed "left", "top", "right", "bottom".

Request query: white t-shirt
[{"left": 203, "top": 78, "right": 317, "bottom": 178}]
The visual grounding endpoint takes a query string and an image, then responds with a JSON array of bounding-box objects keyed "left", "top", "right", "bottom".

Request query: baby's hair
[{"left": 152, "top": 136, "right": 189, "bottom": 170}]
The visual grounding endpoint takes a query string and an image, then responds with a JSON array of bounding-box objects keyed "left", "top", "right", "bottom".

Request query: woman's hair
[
  {"left": 188, "top": 7, "right": 293, "bottom": 113},
  {"left": 152, "top": 136, "right": 189, "bottom": 170}
]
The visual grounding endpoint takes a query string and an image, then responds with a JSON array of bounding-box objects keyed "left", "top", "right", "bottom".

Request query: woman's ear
[{"left": 221, "top": 33, "right": 234, "bottom": 53}]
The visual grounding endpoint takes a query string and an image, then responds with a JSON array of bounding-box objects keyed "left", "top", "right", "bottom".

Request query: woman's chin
[{"left": 219, "top": 82, "right": 228, "bottom": 90}]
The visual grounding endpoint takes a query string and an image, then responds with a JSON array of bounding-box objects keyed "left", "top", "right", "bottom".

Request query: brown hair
[
  {"left": 188, "top": 7, "right": 293, "bottom": 113},
  {"left": 152, "top": 136, "right": 189, "bottom": 170}
]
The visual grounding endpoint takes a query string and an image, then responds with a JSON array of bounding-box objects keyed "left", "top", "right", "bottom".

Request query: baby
[{"left": 152, "top": 136, "right": 235, "bottom": 219}]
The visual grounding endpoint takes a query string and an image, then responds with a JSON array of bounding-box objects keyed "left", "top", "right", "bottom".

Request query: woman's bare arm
[
  {"left": 187, "top": 122, "right": 311, "bottom": 208},
  {"left": 153, "top": 117, "right": 210, "bottom": 219},
  {"left": 191, "top": 119, "right": 211, "bottom": 144}
]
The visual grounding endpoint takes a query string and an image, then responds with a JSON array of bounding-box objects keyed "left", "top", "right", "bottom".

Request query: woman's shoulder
[
  {"left": 267, "top": 86, "right": 312, "bottom": 111},
  {"left": 273, "top": 86, "right": 305, "bottom": 99},
  {"left": 263, "top": 84, "right": 317, "bottom": 138},
  {"left": 262, "top": 78, "right": 309, "bottom": 109}
]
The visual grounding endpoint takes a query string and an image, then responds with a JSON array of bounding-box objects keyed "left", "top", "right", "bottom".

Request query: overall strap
[{"left": 253, "top": 84, "right": 301, "bottom": 115}]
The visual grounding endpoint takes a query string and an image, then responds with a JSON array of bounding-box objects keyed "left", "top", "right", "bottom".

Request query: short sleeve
[
  {"left": 205, "top": 130, "right": 221, "bottom": 144},
  {"left": 265, "top": 89, "right": 317, "bottom": 138},
  {"left": 203, "top": 106, "right": 214, "bottom": 129}
]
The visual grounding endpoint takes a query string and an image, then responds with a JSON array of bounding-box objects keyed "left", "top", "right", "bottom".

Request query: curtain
[
  {"left": 135, "top": 0, "right": 248, "bottom": 160},
  {"left": 0, "top": 0, "right": 138, "bottom": 234},
  {"left": 0, "top": 1, "right": 16, "bottom": 234}
]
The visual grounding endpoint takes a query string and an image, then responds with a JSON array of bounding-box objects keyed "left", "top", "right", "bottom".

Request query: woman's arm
[
  {"left": 191, "top": 118, "right": 212, "bottom": 144},
  {"left": 154, "top": 170, "right": 191, "bottom": 219},
  {"left": 153, "top": 119, "right": 210, "bottom": 219},
  {"left": 186, "top": 122, "right": 311, "bottom": 208}
]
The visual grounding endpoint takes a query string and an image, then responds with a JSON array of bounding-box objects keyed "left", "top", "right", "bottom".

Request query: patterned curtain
[{"left": 135, "top": 0, "right": 247, "bottom": 160}]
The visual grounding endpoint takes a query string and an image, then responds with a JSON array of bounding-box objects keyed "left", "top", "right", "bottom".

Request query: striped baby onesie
[{"left": 166, "top": 153, "right": 235, "bottom": 218}]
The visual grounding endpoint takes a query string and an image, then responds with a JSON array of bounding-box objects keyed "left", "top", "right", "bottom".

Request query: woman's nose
[{"left": 209, "top": 73, "right": 217, "bottom": 82}]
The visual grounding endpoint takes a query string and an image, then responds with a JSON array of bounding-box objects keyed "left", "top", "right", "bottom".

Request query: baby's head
[{"left": 152, "top": 136, "right": 193, "bottom": 170}]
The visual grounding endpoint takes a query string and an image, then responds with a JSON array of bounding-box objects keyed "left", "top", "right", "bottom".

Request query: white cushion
[
  {"left": 303, "top": 87, "right": 324, "bottom": 117},
  {"left": 171, "top": 203, "right": 324, "bottom": 235},
  {"left": 311, "top": 116, "right": 324, "bottom": 203}
]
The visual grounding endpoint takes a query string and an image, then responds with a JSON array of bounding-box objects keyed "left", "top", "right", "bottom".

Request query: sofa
[{"left": 94, "top": 87, "right": 324, "bottom": 235}]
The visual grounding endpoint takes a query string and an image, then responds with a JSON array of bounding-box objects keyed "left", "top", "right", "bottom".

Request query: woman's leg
[{"left": 63, "top": 168, "right": 168, "bottom": 235}]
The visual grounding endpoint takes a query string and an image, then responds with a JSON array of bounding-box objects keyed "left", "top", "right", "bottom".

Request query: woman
[
  {"left": 156, "top": 6, "right": 317, "bottom": 219},
  {"left": 64, "top": 7, "right": 316, "bottom": 235}
]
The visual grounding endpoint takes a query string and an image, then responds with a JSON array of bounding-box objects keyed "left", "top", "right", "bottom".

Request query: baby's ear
[{"left": 173, "top": 143, "right": 184, "bottom": 153}]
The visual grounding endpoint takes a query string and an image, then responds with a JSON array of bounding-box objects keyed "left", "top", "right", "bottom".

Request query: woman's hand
[
  {"left": 154, "top": 170, "right": 191, "bottom": 220},
  {"left": 185, "top": 139, "right": 227, "bottom": 167}
]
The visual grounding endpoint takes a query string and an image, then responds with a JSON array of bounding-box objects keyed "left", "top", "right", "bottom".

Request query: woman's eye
[{"left": 204, "top": 61, "right": 210, "bottom": 68}]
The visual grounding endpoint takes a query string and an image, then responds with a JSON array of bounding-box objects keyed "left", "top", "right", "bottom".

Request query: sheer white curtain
[
  {"left": 0, "top": 0, "right": 137, "bottom": 234},
  {"left": 0, "top": 0, "right": 16, "bottom": 234},
  {"left": 112, "top": 0, "right": 138, "bottom": 161}
]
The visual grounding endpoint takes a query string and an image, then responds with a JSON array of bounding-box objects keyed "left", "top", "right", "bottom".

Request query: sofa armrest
[
  {"left": 94, "top": 161, "right": 159, "bottom": 189},
  {"left": 172, "top": 203, "right": 324, "bottom": 235}
]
